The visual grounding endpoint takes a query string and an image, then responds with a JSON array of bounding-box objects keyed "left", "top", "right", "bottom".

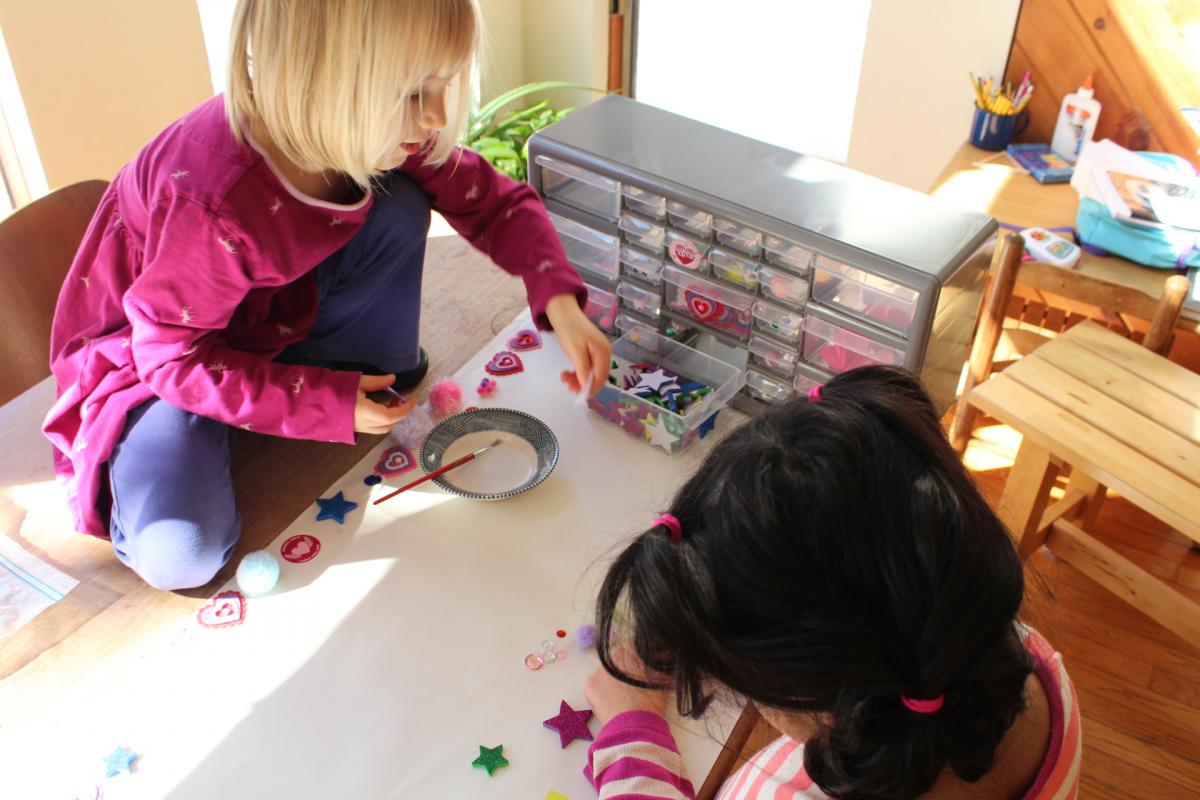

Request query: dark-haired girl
[{"left": 583, "top": 367, "right": 1080, "bottom": 800}]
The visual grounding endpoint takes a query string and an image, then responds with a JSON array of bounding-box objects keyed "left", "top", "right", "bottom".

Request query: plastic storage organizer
[{"left": 529, "top": 97, "right": 997, "bottom": 415}]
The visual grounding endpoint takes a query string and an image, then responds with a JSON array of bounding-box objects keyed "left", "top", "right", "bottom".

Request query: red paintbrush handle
[{"left": 373, "top": 452, "right": 477, "bottom": 504}]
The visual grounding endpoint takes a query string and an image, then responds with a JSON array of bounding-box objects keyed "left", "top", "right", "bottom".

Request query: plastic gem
[{"left": 524, "top": 653, "right": 544, "bottom": 671}]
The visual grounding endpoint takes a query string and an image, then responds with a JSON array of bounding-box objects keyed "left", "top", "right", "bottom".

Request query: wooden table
[
  {"left": 929, "top": 143, "right": 1200, "bottom": 337},
  {"left": 967, "top": 320, "right": 1200, "bottom": 645}
]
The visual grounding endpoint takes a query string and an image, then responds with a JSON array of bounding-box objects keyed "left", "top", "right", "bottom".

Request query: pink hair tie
[
  {"left": 653, "top": 513, "right": 683, "bottom": 543},
  {"left": 900, "top": 694, "right": 945, "bottom": 714},
  {"left": 807, "top": 384, "right": 823, "bottom": 402}
]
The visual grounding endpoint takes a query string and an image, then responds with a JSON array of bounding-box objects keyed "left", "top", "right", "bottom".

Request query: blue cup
[{"left": 969, "top": 106, "right": 1030, "bottom": 151}]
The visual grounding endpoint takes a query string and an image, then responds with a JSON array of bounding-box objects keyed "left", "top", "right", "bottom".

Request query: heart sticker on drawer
[
  {"left": 197, "top": 590, "right": 246, "bottom": 629},
  {"left": 684, "top": 290, "right": 721, "bottom": 322},
  {"left": 506, "top": 329, "right": 543, "bottom": 351},
  {"left": 485, "top": 350, "right": 525, "bottom": 376},
  {"left": 669, "top": 238, "right": 701, "bottom": 268}
]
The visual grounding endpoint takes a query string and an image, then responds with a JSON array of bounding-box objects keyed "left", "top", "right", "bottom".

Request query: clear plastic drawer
[
  {"left": 665, "top": 229, "right": 711, "bottom": 272},
  {"left": 536, "top": 155, "right": 620, "bottom": 221},
  {"left": 763, "top": 235, "right": 813, "bottom": 274},
  {"left": 667, "top": 200, "right": 713, "bottom": 236},
  {"left": 663, "top": 265, "right": 754, "bottom": 341},
  {"left": 620, "top": 245, "right": 665, "bottom": 286},
  {"left": 752, "top": 301, "right": 804, "bottom": 344},
  {"left": 617, "top": 280, "right": 662, "bottom": 318},
  {"left": 712, "top": 217, "right": 763, "bottom": 257},
  {"left": 810, "top": 255, "right": 919, "bottom": 335},
  {"left": 802, "top": 314, "right": 906, "bottom": 373},
  {"left": 618, "top": 213, "right": 666, "bottom": 254},
  {"left": 583, "top": 282, "right": 618, "bottom": 333},
  {"left": 757, "top": 264, "right": 810, "bottom": 310},
  {"left": 745, "top": 368, "right": 794, "bottom": 404},
  {"left": 621, "top": 185, "right": 667, "bottom": 220},
  {"left": 550, "top": 211, "right": 619, "bottom": 283},
  {"left": 709, "top": 248, "right": 759, "bottom": 291},
  {"left": 748, "top": 335, "right": 799, "bottom": 377}
]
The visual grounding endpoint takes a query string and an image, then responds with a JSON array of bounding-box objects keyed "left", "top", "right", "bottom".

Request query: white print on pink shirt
[
  {"left": 465, "top": 183, "right": 481, "bottom": 201},
  {"left": 180, "top": 306, "right": 195, "bottom": 324},
  {"left": 329, "top": 216, "right": 344, "bottom": 226},
  {"left": 170, "top": 170, "right": 190, "bottom": 180},
  {"left": 276, "top": 324, "right": 294, "bottom": 336},
  {"left": 537, "top": 259, "right": 554, "bottom": 274},
  {"left": 80, "top": 275, "right": 90, "bottom": 289},
  {"left": 270, "top": 197, "right": 282, "bottom": 214},
  {"left": 181, "top": 343, "right": 199, "bottom": 356},
  {"left": 207, "top": 359, "right": 230, "bottom": 373},
  {"left": 290, "top": 375, "right": 305, "bottom": 394},
  {"left": 217, "top": 237, "right": 237, "bottom": 253}
]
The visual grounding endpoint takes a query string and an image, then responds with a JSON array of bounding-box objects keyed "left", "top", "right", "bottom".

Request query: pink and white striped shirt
[{"left": 585, "top": 627, "right": 1081, "bottom": 800}]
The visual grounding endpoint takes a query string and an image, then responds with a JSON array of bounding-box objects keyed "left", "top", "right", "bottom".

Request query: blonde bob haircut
[{"left": 226, "top": 0, "right": 479, "bottom": 189}]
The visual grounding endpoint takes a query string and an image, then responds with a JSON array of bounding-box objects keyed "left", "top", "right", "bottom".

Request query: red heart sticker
[
  {"left": 507, "top": 329, "right": 543, "bottom": 351},
  {"left": 670, "top": 239, "right": 701, "bottom": 268},
  {"left": 685, "top": 290, "right": 720, "bottom": 322},
  {"left": 485, "top": 350, "right": 524, "bottom": 376},
  {"left": 197, "top": 590, "right": 246, "bottom": 629},
  {"left": 281, "top": 534, "right": 321, "bottom": 564},
  {"left": 375, "top": 445, "right": 416, "bottom": 476}
]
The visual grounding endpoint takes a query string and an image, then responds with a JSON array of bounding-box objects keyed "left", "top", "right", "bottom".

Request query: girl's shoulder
[{"left": 717, "top": 735, "right": 831, "bottom": 800}]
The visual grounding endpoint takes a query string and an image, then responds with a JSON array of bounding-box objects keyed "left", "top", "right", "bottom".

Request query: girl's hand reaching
[
  {"left": 546, "top": 293, "right": 611, "bottom": 399},
  {"left": 354, "top": 374, "right": 415, "bottom": 434},
  {"left": 584, "top": 648, "right": 672, "bottom": 726}
]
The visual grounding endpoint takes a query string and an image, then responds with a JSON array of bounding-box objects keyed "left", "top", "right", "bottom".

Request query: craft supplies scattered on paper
[
  {"left": 524, "top": 635, "right": 570, "bottom": 671},
  {"left": 280, "top": 534, "right": 320, "bottom": 564},
  {"left": 373, "top": 438, "right": 502, "bottom": 505},
  {"left": 471, "top": 745, "right": 510, "bottom": 777},
  {"left": 485, "top": 350, "right": 524, "bottom": 376},
  {"left": 428, "top": 378, "right": 464, "bottom": 417},
  {"left": 196, "top": 590, "right": 246, "bottom": 629},
  {"left": 235, "top": 550, "right": 280, "bottom": 597},
  {"left": 375, "top": 445, "right": 417, "bottom": 477},
  {"left": 543, "top": 700, "right": 594, "bottom": 748},
  {"left": 103, "top": 746, "right": 138, "bottom": 778},
  {"left": 314, "top": 491, "right": 358, "bottom": 524},
  {"left": 507, "top": 328, "right": 543, "bottom": 351}
]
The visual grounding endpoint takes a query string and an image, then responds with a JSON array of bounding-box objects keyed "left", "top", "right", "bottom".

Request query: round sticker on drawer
[{"left": 669, "top": 238, "right": 702, "bottom": 268}]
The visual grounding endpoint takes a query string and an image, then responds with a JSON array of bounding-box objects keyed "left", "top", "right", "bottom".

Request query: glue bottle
[{"left": 1050, "top": 75, "right": 1101, "bottom": 163}]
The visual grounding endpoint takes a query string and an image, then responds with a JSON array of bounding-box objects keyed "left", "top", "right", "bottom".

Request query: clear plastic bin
[
  {"left": 665, "top": 229, "right": 711, "bottom": 272},
  {"left": 748, "top": 335, "right": 799, "bottom": 377},
  {"left": 709, "top": 248, "right": 759, "bottom": 291},
  {"left": 802, "top": 314, "right": 906, "bottom": 373},
  {"left": 587, "top": 324, "right": 744, "bottom": 455},
  {"left": 763, "top": 235, "right": 813, "bottom": 274},
  {"left": 712, "top": 217, "right": 763, "bottom": 256},
  {"left": 583, "top": 283, "right": 618, "bottom": 333},
  {"left": 536, "top": 155, "right": 620, "bottom": 221},
  {"left": 667, "top": 200, "right": 713, "bottom": 236},
  {"left": 615, "top": 311, "right": 658, "bottom": 337},
  {"left": 621, "top": 185, "right": 667, "bottom": 220},
  {"left": 617, "top": 280, "right": 662, "bottom": 318},
  {"left": 663, "top": 265, "right": 754, "bottom": 340},
  {"left": 745, "top": 369, "right": 794, "bottom": 404},
  {"left": 757, "top": 264, "right": 810, "bottom": 310},
  {"left": 752, "top": 301, "right": 804, "bottom": 344},
  {"left": 620, "top": 245, "right": 665, "bottom": 286},
  {"left": 550, "top": 212, "right": 620, "bottom": 283},
  {"left": 618, "top": 213, "right": 666, "bottom": 254},
  {"left": 793, "top": 362, "right": 830, "bottom": 397},
  {"left": 810, "top": 255, "right": 919, "bottom": 335}
]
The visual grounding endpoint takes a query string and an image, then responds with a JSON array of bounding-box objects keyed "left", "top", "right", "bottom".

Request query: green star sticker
[{"left": 472, "top": 744, "right": 509, "bottom": 777}]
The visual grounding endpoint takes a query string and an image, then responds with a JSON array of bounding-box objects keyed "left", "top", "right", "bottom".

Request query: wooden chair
[
  {"left": 0, "top": 180, "right": 107, "bottom": 405},
  {"left": 949, "top": 231, "right": 1191, "bottom": 453}
]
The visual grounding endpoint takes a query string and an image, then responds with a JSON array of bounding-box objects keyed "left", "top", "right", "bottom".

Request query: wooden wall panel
[{"left": 1006, "top": 0, "right": 1200, "bottom": 166}]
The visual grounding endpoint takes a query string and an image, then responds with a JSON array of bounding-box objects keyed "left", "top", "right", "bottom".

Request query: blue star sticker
[
  {"left": 698, "top": 410, "right": 719, "bottom": 439},
  {"left": 315, "top": 491, "right": 358, "bottom": 524},
  {"left": 103, "top": 745, "right": 137, "bottom": 777}
]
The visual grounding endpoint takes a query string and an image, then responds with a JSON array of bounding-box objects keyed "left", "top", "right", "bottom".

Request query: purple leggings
[{"left": 107, "top": 175, "right": 430, "bottom": 590}]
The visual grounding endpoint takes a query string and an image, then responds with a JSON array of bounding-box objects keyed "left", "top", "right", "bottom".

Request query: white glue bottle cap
[{"left": 1076, "top": 74, "right": 1095, "bottom": 100}]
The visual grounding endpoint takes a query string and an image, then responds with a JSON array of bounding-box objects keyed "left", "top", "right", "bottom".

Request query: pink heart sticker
[
  {"left": 485, "top": 350, "right": 524, "bottom": 376},
  {"left": 281, "top": 534, "right": 321, "bottom": 564},
  {"left": 670, "top": 239, "right": 701, "bottom": 267},
  {"left": 197, "top": 590, "right": 246, "bottom": 629},
  {"left": 375, "top": 445, "right": 416, "bottom": 476},
  {"left": 507, "top": 329, "right": 543, "bottom": 351},
  {"left": 685, "top": 290, "right": 720, "bottom": 322}
]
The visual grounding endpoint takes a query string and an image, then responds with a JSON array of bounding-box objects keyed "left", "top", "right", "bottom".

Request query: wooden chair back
[{"left": 0, "top": 180, "right": 107, "bottom": 405}]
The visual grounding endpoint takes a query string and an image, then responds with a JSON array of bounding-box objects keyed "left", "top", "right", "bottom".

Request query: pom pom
[
  {"left": 575, "top": 624, "right": 596, "bottom": 649},
  {"left": 477, "top": 378, "right": 498, "bottom": 397},
  {"left": 236, "top": 550, "right": 280, "bottom": 597},
  {"left": 389, "top": 403, "right": 434, "bottom": 448},
  {"left": 428, "top": 378, "right": 464, "bottom": 417}
]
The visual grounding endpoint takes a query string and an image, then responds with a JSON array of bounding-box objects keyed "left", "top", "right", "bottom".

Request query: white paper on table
[{"left": 0, "top": 311, "right": 742, "bottom": 800}]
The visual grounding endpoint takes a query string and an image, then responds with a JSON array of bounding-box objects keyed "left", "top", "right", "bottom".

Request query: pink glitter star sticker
[{"left": 542, "top": 700, "right": 594, "bottom": 748}]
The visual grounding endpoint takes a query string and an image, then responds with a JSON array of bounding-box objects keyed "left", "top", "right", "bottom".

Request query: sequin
[
  {"left": 524, "top": 653, "right": 544, "bottom": 671},
  {"left": 555, "top": 650, "right": 567, "bottom": 660},
  {"left": 544, "top": 651, "right": 557, "bottom": 663},
  {"left": 556, "top": 629, "right": 567, "bottom": 638}
]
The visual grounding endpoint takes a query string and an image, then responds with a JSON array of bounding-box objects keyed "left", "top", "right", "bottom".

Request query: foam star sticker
[
  {"left": 103, "top": 745, "right": 138, "bottom": 777},
  {"left": 315, "top": 491, "right": 358, "bottom": 524},
  {"left": 542, "top": 700, "right": 594, "bottom": 748},
  {"left": 472, "top": 744, "right": 509, "bottom": 776},
  {"left": 633, "top": 368, "right": 678, "bottom": 394},
  {"left": 643, "top": 415, "right": 678, "bottom": 453},
  {"left": 698, "top": 410, "right": 719, "bottom": 439}
]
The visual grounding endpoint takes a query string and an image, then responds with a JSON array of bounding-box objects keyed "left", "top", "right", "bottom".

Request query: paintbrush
[{"left": 373, "top": 438, "right": 502, "bottom": 504}]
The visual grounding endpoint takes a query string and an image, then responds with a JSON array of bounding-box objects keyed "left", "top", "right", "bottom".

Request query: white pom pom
[
  {"left": 236, "top": 550, "right": 280, "bottom": 597},
  {"left": 390, "top": 403, "right": 434, "bottom": 448}
]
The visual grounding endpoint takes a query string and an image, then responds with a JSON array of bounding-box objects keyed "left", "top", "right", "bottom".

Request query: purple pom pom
[{"left": 575, "top": 624, "right": 596, "bottom": 649}]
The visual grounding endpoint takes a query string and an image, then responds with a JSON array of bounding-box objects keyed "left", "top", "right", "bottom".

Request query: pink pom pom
[
  {"left": 427, "top": 378, "right": 464, "bottom": 417},
  {"left": 477, "top": 378, "right": 498, "bottom": 397}
]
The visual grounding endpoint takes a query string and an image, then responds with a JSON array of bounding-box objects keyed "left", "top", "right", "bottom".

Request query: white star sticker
[
  {"left": 217, "top": 237, "right": 237, "bottom": 253},
  {"left": 180, "top": 306, "right": 195, "bottom": 324},
  {"left": 634, "top": 369, "right": 677, "bottom": 394},
  {"left": 269, "top": 196, "right": 282, "bottom": 214},
  {"left": 642, "top": 416, "right": 677, "bottom": 452},
  {"left": 170, "top": 170, "right": 190, "bottom": 180}
]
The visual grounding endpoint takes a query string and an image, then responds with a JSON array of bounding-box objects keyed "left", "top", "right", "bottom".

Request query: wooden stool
[{"left": 967, "top": 320, "right": 1200, "bottom": 645}]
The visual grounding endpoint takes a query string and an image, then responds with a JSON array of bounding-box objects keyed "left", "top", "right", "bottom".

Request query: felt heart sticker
[
  {"left": 684, "top": 290, "right": 720, "bottom": 322},
  {"left": 507, "top": 329, "right": 543, "bottom": 351},
  {"left": 485, "top": 350, "right": 524, "bottom": 376},
  {"left": 281, "top": 534, "right": 321, "bottom": 564},
  {"left": 375, "top": 445, "right": 416, "bottom": 476},
  {"left": 197, "top": 590, "right": 246, "bottom": 629}
]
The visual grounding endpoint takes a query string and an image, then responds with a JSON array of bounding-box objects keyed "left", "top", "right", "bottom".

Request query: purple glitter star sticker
[{"left": 542, "top": 699, "right": 594, "bottom": 748}]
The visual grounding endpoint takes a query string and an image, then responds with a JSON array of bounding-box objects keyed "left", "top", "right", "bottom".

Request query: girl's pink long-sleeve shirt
[{"left": 43, "top": 95, "right": 584, "bottom": 537}]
